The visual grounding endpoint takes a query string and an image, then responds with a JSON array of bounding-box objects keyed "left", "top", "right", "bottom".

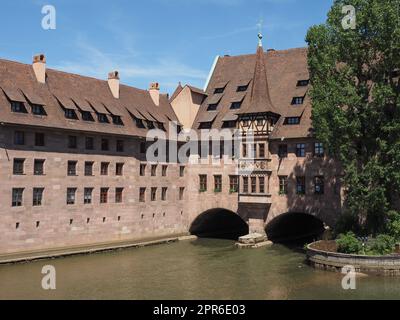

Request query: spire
[{"left": 240, "top": 39, "right": 279, "bottom": 115}]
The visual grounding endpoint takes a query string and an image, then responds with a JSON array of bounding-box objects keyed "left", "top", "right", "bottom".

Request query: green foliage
[
  {"left": 334, "top": 213, "right": 361, "bottom": 237},
  {"left": 368, "top": 234, "right": 396, "bottom": 255},
  {"left": 336, "top": 232, "right": 363, "bottom": 254},
  {"left": 307, "top": 0, "right": 400, "bottom": 235},
  {"left": 387, "top": 211, "right": 400, "bottom": 241}
]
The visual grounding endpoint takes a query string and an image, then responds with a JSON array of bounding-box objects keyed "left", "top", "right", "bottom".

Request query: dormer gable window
[
  {"left": 237, "top": 85, "right": 249, "bottom": 92},
  {"left": 112, "top": 115, "right": 124, "bottom": 126},
  {"left": 157, "top": 122, "right": 166, "bottom": 131},
  {"left": 291, "top": 97, "right": 305, "bottom": 105},
  {"left": 134, "top": 117, "right": 145, "bottom": 128},
  {"left": 65, "top": 109, "right": 78, "bottom": 120},
  {"left": 146, "top": 121, "right": 155, "bottom": 129},
  {"left": 214, "top": 87, "right": 225, "bottom": 94},
  {"left": 297, "top": 80, "right": 310, "bottom": 87},
  {"left": 81, "top": 111, "right": 94, "bottom": 122},
  {"left": 32, "top": 104, "right": 46, "bottom": 116},
  {"left": 10, "top": 101, "right": 27, "bottom": 113},
  {"left": 98, "top": 113, "right": 109, "bottom": 123},
  {"left": 284, "top": 117, "right": 301, "bottom": 125},
  {"left": 207, "top": 103, "right": 218, "bottom": 111},
  {"left": 230, "top": 101, "right": 242, "bottom": 110},
  {"left": 199, "top": 122, "right": 212, "bottom": 129}
]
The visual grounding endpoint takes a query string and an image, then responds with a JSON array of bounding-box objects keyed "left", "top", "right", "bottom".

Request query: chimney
[
  {"left": 108, "top": 71, "right": 120, "bottom": 99},
  {"left": 149, "top": 82, "right": 160, "bottom": 106},
  {"left": 32, "top": 54, "right": 46, "bottom": 84}
]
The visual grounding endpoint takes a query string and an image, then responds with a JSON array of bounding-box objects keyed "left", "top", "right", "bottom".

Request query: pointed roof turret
[{"left": 240, "top": 34, "right": 280, "bottom": 116}]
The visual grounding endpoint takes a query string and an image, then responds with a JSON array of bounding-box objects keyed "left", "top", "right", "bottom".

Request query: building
[{"left": 0, "top": 36, "right": 343, "bottom": 256}]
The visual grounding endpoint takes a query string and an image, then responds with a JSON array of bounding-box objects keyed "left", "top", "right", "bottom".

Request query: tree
[{"left": 306, "top": 0, "right": 400, "bottom": 235}]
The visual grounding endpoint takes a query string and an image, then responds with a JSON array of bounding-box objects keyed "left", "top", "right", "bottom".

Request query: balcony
[{"left": 239, "top": 193, "right": 272, "bottom": 204}]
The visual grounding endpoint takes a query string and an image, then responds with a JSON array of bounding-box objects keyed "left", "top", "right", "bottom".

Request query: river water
[{"left": 1, "top": 238, "right": 400, "bottom": 300}]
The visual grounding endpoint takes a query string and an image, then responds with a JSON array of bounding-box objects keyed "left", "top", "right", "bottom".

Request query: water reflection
[{"left": 0, "top": 239, "right": 400, "bottom": 300}]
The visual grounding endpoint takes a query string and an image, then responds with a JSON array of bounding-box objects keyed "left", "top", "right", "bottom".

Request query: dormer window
[
  {"left": 65, "top": 109, "right": 78, "bottom": 120},
  {"left": 32, "top": 104, "right": 46, "bottom": 115},
  {"left": 222, "top": 121, "right": 236, "bottom": 128},
  {"left": 285, "top": 117, "right": 301, "bottom": 125},
  {"left": 199, "top": 122, "right": 212, "bottom": 129},
  {"left": 291, "top": 97, "right": 305, "bottom": 105},
  {"left": 135, "top": 117, "right": 145, "bottom": 128},
  {"left": 237, "top": 85, "right": 248, "bottom": 92},
  {"left": 214, "top": 87, "right": 225, "bottom": 94},
  {"left": 207, "top": 104, "right": 218, "bottom": 111},
  {"left": 112, "top": 115, "right": 123, "bottom": 126},
  {"left": 10, "top": 101, "right": 26, "bottom": 113},
  {"left": 297, "top": 80, "right": 310, "bottom": 87},
  {"left": 230, "top": 101, "right": 242, "bottom": 110},
  {"left": 157, "top": 122, "right": 166, "bottom": 131},
  {"left": 98, "top": 113, "right": 109, "bottom": 123},
  {"left": 146, "top": 121, "right": 155, "bottom": 129},
  {"left": 81, "top": 111, "right": 94, "bottom": 122}
]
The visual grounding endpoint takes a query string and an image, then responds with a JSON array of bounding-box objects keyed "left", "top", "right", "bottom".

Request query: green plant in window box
[
  {"left": 214, "top": 188, "right": 222, "bottom": 193},
  {"left": 199, "top": 188, "right": 207, "bottom": 193},
  {"left": 229, "top": 188, "right": 238, "bottom": 194},
  {"left": 279, "top": 190, "right": 287, "bottom": 196}
]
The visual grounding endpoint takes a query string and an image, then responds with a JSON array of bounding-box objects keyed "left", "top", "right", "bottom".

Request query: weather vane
[{"left": 257, "top": 17, "right": 264, "bottom": 47}]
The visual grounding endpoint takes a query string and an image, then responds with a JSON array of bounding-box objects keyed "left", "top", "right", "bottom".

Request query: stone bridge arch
[{"left": 189, "top": 208, "right": 249, "bottom": 240}]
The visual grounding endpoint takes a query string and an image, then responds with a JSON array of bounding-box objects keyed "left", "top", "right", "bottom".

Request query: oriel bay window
[
  {"left": 214, "top": 175, "right": 222, "bottom": 193},
  {"left": 314, "top": 176, "right": 325, "bottom": 195}
]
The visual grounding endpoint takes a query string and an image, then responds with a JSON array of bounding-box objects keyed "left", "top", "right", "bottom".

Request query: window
[
  {"left": 68, "top": 136, "right": 77, "bottom": 149},
  {"left": 12, "top": 188, "right": 24, "bottom": 207},
  {"left": 34, "top": 159, "right": 45, "bottom": 175},
  {"left": 65, "top": 109, "right": 77, "bottom": 119},
  {"left": 180, "top": 166, "right": 185, "bottom": 177},
  {"left": 229, "top": 175, "right": 238, "bottom": 193},
  {"left": 214, "top": 175, "right": 222, "bottom": 192},
  {"left": 84, "top": 162, "right": 94, "bottom": 176},
  {"left": 11, "top": 101, "right": 26, "bottom": 113},
  {"left": 32, "top": 104, "right": 45, "bottom": 115},
  {"left": 116, "top": 163, "right": 124, "bottom": 176},
  {"left": 139, "top": 188, "right": 146, "bottom": 202},
  {"left": 162, "top": 165, "right": 168, "bottom": 177},
  {"left": 199, "top": 175, "right": 207, "bottom": 192},
  {"left": 314, "top": 176, "right": 325, "bottom": 195},
  {"left": 112, "top": 116, "right": 123, "bottom": 126},
  {"left": 257, "top": 119, "right": 264, "bottom": 126},
  {"left": 35, "top": 133, "right": 45, "bottom": 147},
  {"left": 151, "top": 165, "right": 157, "bottom": 177},
  {"left": 98, "top": 113, "right": 109, "bottom": 123},
  {"left": 207, "top": 104, "right": 218, "bottom": 111},
  {"left": 297, "top": 80, "right": 309, "bottom": 87},
  {"left": 81, "top": 111, "right": 94, "bottom": 122},
  {"left": 100, "top": 188, "right": 109, "bottom": 204},
  {"left": 101, "top": 162, "right": 109, "bottom": 176},
  {"left": 242, "top": 120, "right": 250, "bottom": 127},
  {"left": 243, "top": 177, "right": 249, "bottom": 194},
  {"left": 259, "top": 144, "right": 265, "bottom": 158},
  {"left": 296, "top": 177, "right": 306, "bottom": 195},
  {"left": 146, "top": 121, "right": 155, "bottom": 129},
  {"left": 14, "top": 131, "right": 25, "bottom": 145},
  {"left": 251, "top": 177, "right": 257, "bottom": 193},
  {"left": 151, "top": 187, "right": 157, "bottom": 201},
  {"left": 296, "top": 143, "right": 306, "bottom": 157},
  {"left": 237, "top": 85, "right": 248, "bottom": 92},
  {"left": 259, "top": 177, "right": 265, "bottom": 194},
  {"left": 214, "top": 87, "right": 225, "bottom": 94},
  {"left": 279, "top": 176, "right": 288, "bottom": 195},
  {"left": 115, "top": 188, "right": 124, "bottom": 203},
  {"left": 13, "top": 158, "right": 25, "bottom": 175},
  {"left": 140, "top": 142, "right": 146, "bottom": 154},
  {"left": 242, "top": 144, "right": 247, "bottom": 158},
  {"left": 101, "top": 139, "right": 109, "bottom": 151},
  {"left": 85, "top": 137, "right": 94, "bottom": 150},
  {"left": 33, "top": 188, "right": 44, "bottom": 206},
  {"left": 67, "top": 188, "right": 77, "bottom": 205},
  {"left": 179, "top": 187, "right": 185, "bottom": 200},
  {"left": 67, "top": 161, "right": 77, "bottom": 176},
  {"left": 161, "top": 187, "right": 168, "bottom": 201},
  {"left": 278, "top": 145, "right": 288, "bottom": 158},
  {"left": 230, "top": 101, "right": 242, "bottom": 110},
  {"left": 199, "top": 122, "right": 212, "bottom": 129},
  {"left": 291, "top": 97, "right": 304, "bottom": 105},
  {"left": 140, "top": 164, "right": 146, "bottom": 176},
  {"left": 314, "top": 142, "right": 324, "bottom": 157},
  {"left": 84, "top": 188, "right": 93, "bottom": 204},
  {"left": 285, "top": 117, "right": 301, "bottom": 125},
  {"left": 222, "top": 120, "right": 237, "bottom": 128},
  {"left": 116, "top": 140, "right": 124, "bottom": 152}
]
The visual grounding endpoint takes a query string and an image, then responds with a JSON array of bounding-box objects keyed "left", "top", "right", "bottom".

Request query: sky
[{"left": 0, "top": 0, "right": 333, "bottom": 94}]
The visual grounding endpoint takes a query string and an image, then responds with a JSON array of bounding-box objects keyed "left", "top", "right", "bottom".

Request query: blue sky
[{"left": 0, "top": 0, "right": 333, "bottom": 94}]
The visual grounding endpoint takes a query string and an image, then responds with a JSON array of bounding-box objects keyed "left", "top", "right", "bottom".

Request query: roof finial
[{"left": 257, "top": 17, "right": 264, "bottom": 47}]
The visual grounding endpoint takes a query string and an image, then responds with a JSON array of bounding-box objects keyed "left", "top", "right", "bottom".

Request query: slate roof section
[
  {"left": 192, "top": 46, "right": 313, "bottom": 139},
  {"left": 0, "top": 58, "right": 179, "bottom": 137}
]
